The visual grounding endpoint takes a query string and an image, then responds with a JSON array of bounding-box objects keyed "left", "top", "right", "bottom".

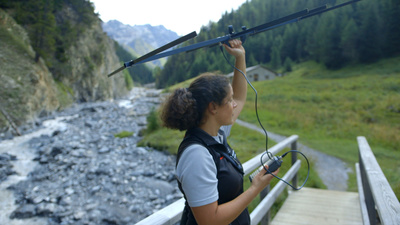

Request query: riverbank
[
  {"left": 1, "top": 86, "right": 355, "bottom": 225},
  {"left": 0, "top": 88, "right": 182, "bottom": 225}
]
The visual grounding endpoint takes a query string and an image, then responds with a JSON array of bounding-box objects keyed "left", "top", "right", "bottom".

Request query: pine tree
[
  {"left": 381, "top": 0, "right": 400, "bottom": 56},
  {"left": 283, "top": 57, "right": 293, "bottom": 72},
  {"left": 156, "top": 0, "right": 400, "bottom": 86},
  {"left": 270, "top": 36, "right": 283, "bottom": 69},
  {"left": 358, "top": 1, "right": 383, "bottom": 63},
  {"left": 340, "top": 18, "right": 359, "bottom": 63}
]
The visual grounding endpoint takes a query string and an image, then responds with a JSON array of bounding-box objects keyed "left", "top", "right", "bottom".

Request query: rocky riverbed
[
  {"left": 0, "top": 87, "right": 353, "bottom": 225},
  {"left": 0, "top": 88, "right": 182, "bottom": 225}
]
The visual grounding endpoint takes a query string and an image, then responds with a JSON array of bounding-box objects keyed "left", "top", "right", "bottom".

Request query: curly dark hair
[{"left": 160, "top": 73, "right": 230, "bottom": 131}]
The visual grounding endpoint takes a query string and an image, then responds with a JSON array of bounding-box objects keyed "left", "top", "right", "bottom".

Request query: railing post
[
  {"left": 136, "top": 135, "right": 303, "bottom": 225},
  {"left": 357, "top": 136, "right": 400, "bottom": 225},
  {"left": 291, "top": 140, "right": 298, "bottom": 188},
  {"left": 259, "top": 185, "right": 271, "bottom": 225},
  {"left": 359, "top": 146, "right": 377, "bottom": 225}
]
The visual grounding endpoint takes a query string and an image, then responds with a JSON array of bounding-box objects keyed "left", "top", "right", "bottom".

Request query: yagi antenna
[
  {"left": 108, "top": 31, "right": 197, "bottom": 77},
  {"left": 107, "top": 0, "right": 361, "bottom": 77}
]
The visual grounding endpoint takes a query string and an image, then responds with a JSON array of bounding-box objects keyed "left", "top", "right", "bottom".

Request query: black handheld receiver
[{"left": 249, "top": 156, "right": 282, "bottom": 182}]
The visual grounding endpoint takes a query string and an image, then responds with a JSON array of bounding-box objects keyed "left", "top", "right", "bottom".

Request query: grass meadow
[
  {"left": 240, "top": 57, "right": 400, "bottom": 198},
  {"left": 139, "top": 56, "right": 400, "bottom": 208}
]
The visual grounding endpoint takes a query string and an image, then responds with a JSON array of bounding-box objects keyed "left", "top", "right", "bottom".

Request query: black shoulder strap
[
  {"left": 176, "top": 128, "right": 243, "bottom": 174},
  {"left": 176, "top": 132, "right": 220, "bottom": 169},
  {"left": 175, "top": 130, "right": 221, "bottom": 213}
]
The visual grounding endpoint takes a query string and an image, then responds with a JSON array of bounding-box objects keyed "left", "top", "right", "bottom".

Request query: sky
[{"left": 90, "top": 0, "right": 248, "bottom": 36}]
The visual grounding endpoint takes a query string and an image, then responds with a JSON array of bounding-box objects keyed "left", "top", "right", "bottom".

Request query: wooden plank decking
[{"left": 271, "top": 187, "right": 363, "bottom": 225}]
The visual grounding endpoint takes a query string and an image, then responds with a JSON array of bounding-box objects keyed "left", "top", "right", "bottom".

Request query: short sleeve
[{"left": 176, "top": 144, "right": 219, "bottom": 207}]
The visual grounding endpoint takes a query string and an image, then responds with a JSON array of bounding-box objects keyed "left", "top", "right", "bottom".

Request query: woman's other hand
[{"left": 250, "top": 165, "right": 279, "bottom": 192}]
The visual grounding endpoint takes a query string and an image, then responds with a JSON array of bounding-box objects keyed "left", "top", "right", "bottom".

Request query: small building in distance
[{"left": 226, "top": 65, "right": 278, "bottom": 82}]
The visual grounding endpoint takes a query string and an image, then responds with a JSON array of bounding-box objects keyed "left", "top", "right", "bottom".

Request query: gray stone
[
  {"left": 3, "top": 88, "right": 180, "bottom": 224},
  {"left": 10, "top": 204, "right": 36, "bottom": 219}
]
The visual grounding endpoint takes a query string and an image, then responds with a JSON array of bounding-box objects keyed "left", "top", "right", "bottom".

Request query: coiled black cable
[
  {"left": 261, "top": 150, "right": 310, "bottom": 190},
  {"left": 220, "top": 44, "right": 309, "bottom": 190},
  {"left": 219, "top": 44, "right": 270, "bottom": 154}
]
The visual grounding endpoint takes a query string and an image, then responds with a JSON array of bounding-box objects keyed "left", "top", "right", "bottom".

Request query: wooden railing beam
[
  {"left": 136, "top": 135, "right": 400, "bottom": 225},
  {"left": 357, "top": 136, "right": 400, "bottom": 225},
  {"left": 355, "top": 162, "right": 371, "bottom": 225},
  {"left": 259, "top": 185, "right": 271, "bottom": 225},
  {"left": 250, "top": 160, "right": 301, "bottom": 225},
  {"left": 135, "top": 198, "right": 185, "bottom": 225},
  {"left": 135, "top": 135, "right": 300, "bottom": 225},
  {"left": 291, "top": 141, "right": 298, "bottom": 188},
  {"left": 243, "top": 135, "right": 298, "bottom": 174}
]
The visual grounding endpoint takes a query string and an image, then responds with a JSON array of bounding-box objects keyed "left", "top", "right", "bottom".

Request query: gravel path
[{"left": 236, "top": 119, "right": 351, "bottom": 191}]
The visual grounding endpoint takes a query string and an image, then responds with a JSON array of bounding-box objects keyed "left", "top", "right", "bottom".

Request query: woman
[{"left": 161, "top": 39, "right": 278, "bottom": 225}]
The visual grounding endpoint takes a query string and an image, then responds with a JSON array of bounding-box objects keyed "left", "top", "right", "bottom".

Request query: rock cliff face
[
  {"left": 62, "top": 21, "right": 127, "bottom": 102},
  {"left": 0, "top": 9, "right": 60, "bottom": 131},
  {"left": 0, "top": 8, "right": 128, "bottom": 133}
]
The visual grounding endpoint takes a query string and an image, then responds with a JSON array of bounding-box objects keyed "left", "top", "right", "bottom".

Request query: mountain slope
[
  {"left": 102, "top": 20, "right": 179, "bottom": 67},
  {"left": 0, "top": 8, "right": 59, "bottom": 129},
  {"left": 0, "top": 2, "right": 128, "bottom": 132},
  {"left": 156, "top": 0, "right": 400, "bottom": 88}
]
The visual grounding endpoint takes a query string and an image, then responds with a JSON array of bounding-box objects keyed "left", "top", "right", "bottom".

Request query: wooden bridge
[{"left": 136, "top": 135, "right": 400, "bottom": 225}]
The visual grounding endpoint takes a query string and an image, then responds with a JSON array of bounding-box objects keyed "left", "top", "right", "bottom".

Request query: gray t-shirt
[{"left": 176, "top": 125, "right": 232, "bottom": 207}]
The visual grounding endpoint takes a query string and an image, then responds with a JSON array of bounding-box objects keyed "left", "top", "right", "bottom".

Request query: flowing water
[
  {"left": 0, "top": 87, "right": 172, "bottom": 225},
  {"left": 0, "top": 117, "right": 70, "bottom": 225},
  {"left": 0, "top": 88, "right": 351, "bottom": 225}
]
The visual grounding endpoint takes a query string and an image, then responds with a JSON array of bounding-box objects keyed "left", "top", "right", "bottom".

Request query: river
[
  {"left": 0, "top": 87, "right": 351, "bottom": 225},
  {"left": 0, "top": 117, "right": 70, "bottom": 224},
  {"left": 0, "top": 87, "right": 180, "bottom": 225}
]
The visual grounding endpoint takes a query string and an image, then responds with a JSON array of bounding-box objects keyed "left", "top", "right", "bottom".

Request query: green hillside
[
  {"left": 140, "top": 56, "right": 400, "bottom": 199},
  {"left": 156, "top": 0, "right": 400, "bottom": 88},
  {"left": 241, "top": 57, "right": 400, "bottom": 198}
]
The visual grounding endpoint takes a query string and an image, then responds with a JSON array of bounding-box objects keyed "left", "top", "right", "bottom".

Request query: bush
[
  {"left": 114, "top": 131, "right": 134, "bottom": 138},
  {"left": 145, "top": 108, "right": 160, "bottom": 133}
]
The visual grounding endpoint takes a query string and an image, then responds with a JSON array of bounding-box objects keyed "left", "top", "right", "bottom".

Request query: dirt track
[{"left": 236, "top": 119, "right": 351, "bottom": 191}]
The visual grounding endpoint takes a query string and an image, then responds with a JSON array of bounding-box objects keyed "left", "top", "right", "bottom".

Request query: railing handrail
[
  {"left": 250, "top": 160, "right": 300, "bottom": 225},
  {"left": 242, "top": 134, "right": 298, "bottom": 174},
  {"left": 135, "top": 198, "right": 185, "bottom": 225},
  {"left": 357, "top": 136, "right": 400, "bottom": 225},
  {"left": 136, "top": 135, "right": 299, "bottom": 225}
]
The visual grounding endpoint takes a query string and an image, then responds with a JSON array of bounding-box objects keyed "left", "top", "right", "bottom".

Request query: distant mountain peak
[{"left": 102, "top": 20, "right": 179, "bottom": 67}]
